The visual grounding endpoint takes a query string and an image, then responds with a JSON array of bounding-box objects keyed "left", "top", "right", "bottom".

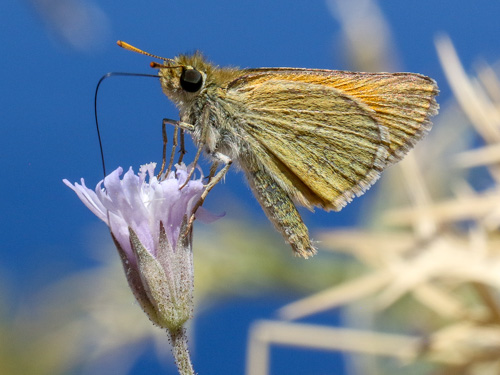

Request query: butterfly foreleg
[
  {"left": 160, "top": 117, "right": 204, "bottom": 189},
  {"left": 158, "top": 118, "right": 192, "bottom": 174}
]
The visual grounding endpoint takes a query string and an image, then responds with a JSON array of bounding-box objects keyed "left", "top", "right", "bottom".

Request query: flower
[{"left": 63, "top": 162, "right": 205, "bottom": 331}]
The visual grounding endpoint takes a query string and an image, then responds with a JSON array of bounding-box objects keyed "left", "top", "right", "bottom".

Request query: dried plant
[{"left": 247, "top": 5, "right": 500, "bottom": 375}]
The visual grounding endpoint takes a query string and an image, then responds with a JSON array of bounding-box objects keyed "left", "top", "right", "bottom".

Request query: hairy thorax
[{"left": 178, "top": 88, "right": 249, "bottom": 163}]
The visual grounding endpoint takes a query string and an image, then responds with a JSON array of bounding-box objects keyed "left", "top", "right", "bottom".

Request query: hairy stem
[{"left": 169, "top": 328, "right": 195, "bottom": 375}]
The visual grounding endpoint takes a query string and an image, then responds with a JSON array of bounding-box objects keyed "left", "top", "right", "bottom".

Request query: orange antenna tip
[
  {"left": 116, "top": 40, "right": 176, "bottom": 64},
  {"left": 117, "top": 40, "right": 145, "bottom": 54}
]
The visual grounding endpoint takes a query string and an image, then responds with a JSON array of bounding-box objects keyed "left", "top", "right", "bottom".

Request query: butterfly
[{"left": 118, "top": 41, "right": 439, "bottom": 258}]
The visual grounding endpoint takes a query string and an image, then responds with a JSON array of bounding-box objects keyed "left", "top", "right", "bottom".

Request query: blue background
[{"left": 1, "top": 0, "right": 499, "bottom": 374}]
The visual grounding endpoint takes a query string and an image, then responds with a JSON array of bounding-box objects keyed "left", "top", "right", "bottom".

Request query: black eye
[{"left": 180, "top": 68, "right": 203, "bottom": 92}]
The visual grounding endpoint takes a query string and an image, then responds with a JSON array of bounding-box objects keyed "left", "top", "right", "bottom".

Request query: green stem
[{"left": 169, "top": 328, "right": 195, "bottom": 375}]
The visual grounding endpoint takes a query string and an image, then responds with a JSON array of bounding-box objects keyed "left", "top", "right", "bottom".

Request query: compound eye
[{"left": 180, "top": 68, "right": 203, "bottom": 92}]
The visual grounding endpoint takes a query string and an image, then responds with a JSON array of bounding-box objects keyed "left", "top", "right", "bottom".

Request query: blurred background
[{"left": 2, "top": 0, "right": 500, "bottom": 374}]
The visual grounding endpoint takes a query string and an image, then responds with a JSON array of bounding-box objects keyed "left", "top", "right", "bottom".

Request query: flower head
[{"left": 63, "top": 162, "right": 206, "bottom": 330}]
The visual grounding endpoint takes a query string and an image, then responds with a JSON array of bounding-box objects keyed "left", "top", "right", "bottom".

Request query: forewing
[
  {"left": 226, "top": 74, "right": 391, "bottom": 211},
  {"left": 230, "top": 69, "right": 438, "bottom": 164}
]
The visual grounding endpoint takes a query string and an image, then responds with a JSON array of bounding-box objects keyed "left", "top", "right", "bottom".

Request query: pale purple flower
[{"left": 63, "top": 162, "right": 208, "bottom": 331}]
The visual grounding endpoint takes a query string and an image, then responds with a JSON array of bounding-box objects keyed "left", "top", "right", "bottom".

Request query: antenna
[{"left": 117, "top": 40, "right": 176, "bottom": 63}]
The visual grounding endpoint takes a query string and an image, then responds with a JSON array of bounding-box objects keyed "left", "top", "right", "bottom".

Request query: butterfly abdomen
[{"left": 244, "top": 163, "right": 317, "bottom": 258}]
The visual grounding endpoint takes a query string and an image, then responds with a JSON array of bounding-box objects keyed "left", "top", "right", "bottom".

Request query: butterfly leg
[
  {"left": 166, "top": 125, "right": 179, "bottom": 174},
  {"left": 188, "top": 152, "right": 232, "bottom": 228},
  {"left": 178, "top": 129, "right": 186, "bottom": 164},
  {"left": 207, "top": 161, "right": 220, "bottom": 183},
  {"left": 161, "top": 117, "right": 192, "bottom": 159},
  {"left": 161, "top": 118, "right": 203, "bottom": 189},
  {"left": 246, "top": 168, "right": 317, "bottom": 259},
  {"left": 157, "top": 119, "right": 179, "bottom": 179},
  {"left": 161, "top": 118, "right": 195, "bottom": 132},
  {"left": 160, "top": 118, "right": 189, "bottom": 165},
  {"left": 180, "top": 141, "right": 204, "bottom": 189}
]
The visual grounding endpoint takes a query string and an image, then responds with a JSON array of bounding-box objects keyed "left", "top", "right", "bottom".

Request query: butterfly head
[
  {"left": 116, "top": 40, "right": 241, "bottom": 111},
  {"left": 153, "top": 52, "right": 211, "bottom": 106},
  {"left": 117, "top": 41, "right": 213, "bottom": 106}
]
